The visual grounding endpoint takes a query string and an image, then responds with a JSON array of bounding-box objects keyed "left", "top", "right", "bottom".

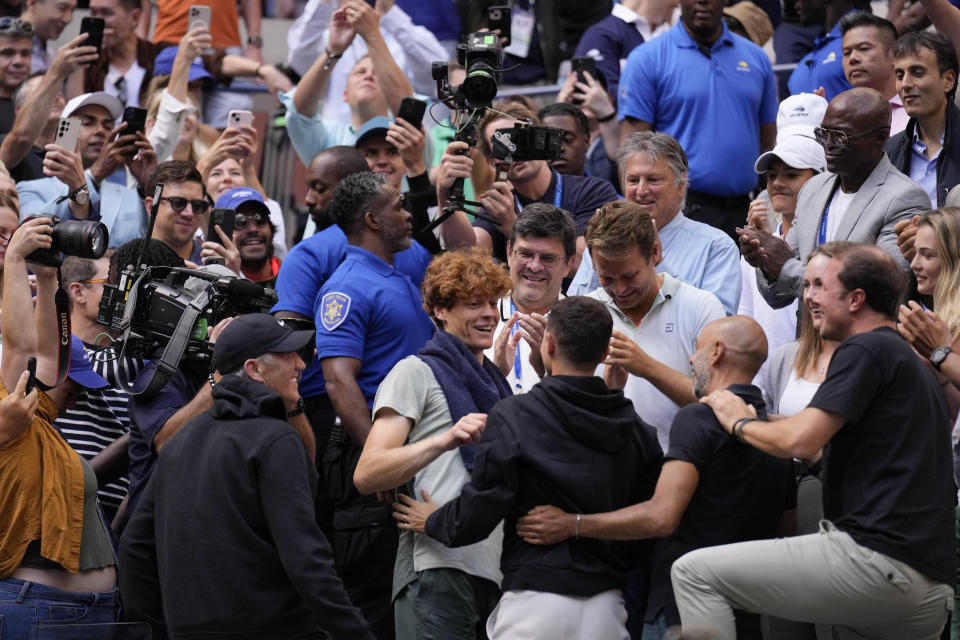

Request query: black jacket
[
  {"left": 119, "top": 376, "right": 373, "bottom": 640},
  {"left": 425, "top": 375, "right": 663, "bottom": 597},
  {"left": 886, "top": 100, "right": 960, "bottom": 207}
]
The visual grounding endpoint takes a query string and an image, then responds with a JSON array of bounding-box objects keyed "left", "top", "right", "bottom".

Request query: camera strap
[{"left": 36, "top": 267, "right": 73, "bottom": 392}]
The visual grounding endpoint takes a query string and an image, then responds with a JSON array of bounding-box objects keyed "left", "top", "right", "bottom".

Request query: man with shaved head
[
  {"left": 516, "top": 315, "right": 796, "bottom": 639},
  {"left": 739, "top": 87, "right": 930, "bottom": 309}
]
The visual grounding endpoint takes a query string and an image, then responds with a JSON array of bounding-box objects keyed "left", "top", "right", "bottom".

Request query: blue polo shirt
[
  {"left": 273, "top": 227, "right": 432, "bottom": 398},
  {"left": 619, "top": 21, "right": 778, "bottom": 196},
  {"left": 787, "top": 12, "right": 856, "bottom": 101},
  {"left": 315, "top": 245, "right": 435, "bottom": 406}
]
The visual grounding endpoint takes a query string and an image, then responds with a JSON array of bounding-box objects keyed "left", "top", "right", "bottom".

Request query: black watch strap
[
  {"left": 932, "top": 345, "right": 955, "bottom": 370},
  {"left": 287, "top": 398, "right": 305, "bottom": 418}
]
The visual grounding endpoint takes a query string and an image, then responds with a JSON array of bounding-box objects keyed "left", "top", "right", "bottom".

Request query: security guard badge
[{"left": 321, "top": 292, "right": 351, "bottom": 331}]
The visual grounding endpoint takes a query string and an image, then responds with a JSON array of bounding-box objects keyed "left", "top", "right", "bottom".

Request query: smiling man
[
  {"left": 740, "top": 87, "right": 930, "bottom": 309},
  {"left": 17, "top": 91, "right": 152, "bottom": 247},
  {"left": 0, "top": 19, "right": 31, "bottom": 134},
  {"left": 886, "top": 31, "right": 960, "bottom": 209},
  {"left": 21, "top": 0, "right": 76, "bottom": 71},
  {"left": 216, "top": 186, "right": 280, "bottom": 285},
  {"left": 84, "top": 0, "right": 160, "bottom": 107}
]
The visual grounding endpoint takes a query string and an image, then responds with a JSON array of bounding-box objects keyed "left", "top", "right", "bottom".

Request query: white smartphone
[
  {"left": 227, "top": 109, "right": 253, "bottom": 129},
  {"left": 188, "top": 5, "right": 211, "bottom": 31},
  {"left": 54, "top": 117, "right": 82, "bottom": 152}
]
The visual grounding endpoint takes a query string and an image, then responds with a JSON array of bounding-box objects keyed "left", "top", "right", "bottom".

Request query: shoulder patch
[{"left": 320, "top": 292, "right": 351, "bottom": 331}]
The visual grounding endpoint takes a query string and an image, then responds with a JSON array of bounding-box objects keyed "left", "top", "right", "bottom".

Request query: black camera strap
[{"left": 36, "top": 267, "right": 73, "bottom": 392}]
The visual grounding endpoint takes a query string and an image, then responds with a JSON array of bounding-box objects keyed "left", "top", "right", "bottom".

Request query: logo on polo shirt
[
  {"left": 665, "top": 322, "right": 674, "bottom": 333},
  {"left": 320, "top": 292, "right": 351, "bottom": 331},
  {"left": 736, "top": 60, "right": 751, "bottom": 72},
  {"left": 822, "top": 52, "right": 838, "bottom": 65}
]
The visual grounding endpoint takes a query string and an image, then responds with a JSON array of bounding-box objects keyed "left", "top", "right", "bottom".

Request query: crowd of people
[{"left": 1, "top": 0, "right": 960, "bottom": 638}]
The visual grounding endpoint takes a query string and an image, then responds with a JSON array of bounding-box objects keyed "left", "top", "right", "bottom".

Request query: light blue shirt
[
  {"left": 569, "top": 211, "right": 742, "bottom": 315},
  {"left": 17, "top": 173, "right": 147, "bottom": 248},
  {"left": 910, "top": 130, "right": 942, "bottom": 209},
  {"left": 279, "top": 87, "right": 356, "bottom": 167}
]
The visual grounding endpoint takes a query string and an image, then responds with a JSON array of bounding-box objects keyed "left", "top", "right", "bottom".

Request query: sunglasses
[
  {"left": 0, "top": 17, "right": 34, "bottom": 36},
  {"left": 812, "top": 126, "right": 884, "bottom": 151},
  {"left": 79, "top": 278, "right": 108, "bottom": 285},
  {"left": 235, "top": 211, "right": 270, "bottom": 228},
  {"left": 160, "top": 196, "right": 211, "bottom": 214}
]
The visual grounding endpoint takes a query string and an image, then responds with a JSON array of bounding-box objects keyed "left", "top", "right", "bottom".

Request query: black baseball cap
[{"left": 212, "top": 313, "right": 315, "bottom": 374}]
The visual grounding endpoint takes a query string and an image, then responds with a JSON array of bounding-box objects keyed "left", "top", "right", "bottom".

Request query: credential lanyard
[
  {"left": 509, "top": 298, "right": 523, "bottom": 391},
  {"left": 818, "top": 182, "right": 841, "bottom": 245},
  {"left": 515, "top": 171, "right": 563, "bottom": 213}
]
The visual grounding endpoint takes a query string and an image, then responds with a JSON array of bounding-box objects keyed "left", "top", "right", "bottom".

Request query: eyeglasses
[
  {"left": 513, "top": 247, "right": 563, "bottom": 268},
  {"left": 79, "top": 278, "right": 108, "bottom": 285},
  {"left": 160, "top": 196, "right": 211, "bottom": 214},
  {"left": 813, "top": 126, "right": 885, "bottom": 150},
  {"left": 0, "top": 18, "right": 34, "bottom": 37},
  {"left": 235, "top": 211, "right": 270, "bottom": 228}
]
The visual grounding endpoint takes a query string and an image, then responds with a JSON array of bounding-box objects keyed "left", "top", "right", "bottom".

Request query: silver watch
[{"left": 931, "top": 345, "right": 954, "bottom": 370}]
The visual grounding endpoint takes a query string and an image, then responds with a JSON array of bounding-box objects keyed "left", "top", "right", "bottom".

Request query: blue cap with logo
[
  {"left": 68, "top": 335, "right": 110, "bottom": 390},
  {"left": 153, "top": 47, "right": 213, "bottom": 83},
  {"left": 215, "top": 187, "right": 271, "bottom": 216}
]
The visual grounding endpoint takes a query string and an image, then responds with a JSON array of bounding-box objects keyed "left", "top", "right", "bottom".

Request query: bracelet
[
  {"left": 596, "top": 110, "right": 617, "bottom": 123},
  {"left": 575, "top": 513, "right": 581, "bottom": 540},
  {"left": 255, "top": 63, "right": 264, "bottom": 77},
  {"left": 732, "top": 417, "right": 759, "bottom": 443},
  {"left": 287, "top": 398, "right": 306, "bottom": 418},
  {"left": 208, "top": 372, "right": 217, "bottom": 389}
]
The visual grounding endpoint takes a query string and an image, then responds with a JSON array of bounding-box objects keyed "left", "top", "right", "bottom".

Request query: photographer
[
  {"left": 0, "top": 217, "right": 120, "bottom": 635},
  {"left": 436, "top": 103, "right": 619, "bottom": 268},
  {"left": 17, "top": 92, "right": 156, "bottom": 249}
]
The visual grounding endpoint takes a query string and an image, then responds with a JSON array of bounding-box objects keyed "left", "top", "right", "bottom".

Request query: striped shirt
[{"left": 54, "top": 344, "right": 146, "bottom": 521}]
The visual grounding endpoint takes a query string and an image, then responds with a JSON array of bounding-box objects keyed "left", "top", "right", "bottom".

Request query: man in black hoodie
[
  {"left": 394, "top": 296, "right": 663, "bottom": 639},
  {"left": 119, "top": 314, "right": 373, "bottom": 640}
]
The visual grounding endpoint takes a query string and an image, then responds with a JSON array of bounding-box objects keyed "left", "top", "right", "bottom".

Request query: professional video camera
[
  {"left": 95, "top": 184, "right": 277, "bottom": 395},
  {"left": 427, "top": 32, "right": 563, "bottom": 230}
]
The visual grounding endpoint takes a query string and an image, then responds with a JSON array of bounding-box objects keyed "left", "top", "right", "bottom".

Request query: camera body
[
  {"left": 24, "top": 216, "right": 109, "bottom": 267},
  {"left": 491, "top": 123, "right": 564, "bottom": 164},
  {"left": 456, "top": 32, "right": 503, "bottom": 109},
  {"left": 97, "top": 264, "right": 277, "bottom": 363}
]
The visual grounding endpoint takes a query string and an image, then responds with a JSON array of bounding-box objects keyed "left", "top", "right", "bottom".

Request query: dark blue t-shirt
[{"left": 574, "top": 12, "right": 646, "bottom": 104}]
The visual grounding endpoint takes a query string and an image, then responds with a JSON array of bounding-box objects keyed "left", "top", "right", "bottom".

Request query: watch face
[
  {"left": 932, "top": 346, "right": 952, "bottom": 367},
  {"left": 73, "top": 191, "right": 89, "bottom": 205}
]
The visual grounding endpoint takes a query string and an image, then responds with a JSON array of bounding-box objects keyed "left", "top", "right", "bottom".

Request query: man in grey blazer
[{"left": 739, "top": 88, "right": 930, "bottom": 309}]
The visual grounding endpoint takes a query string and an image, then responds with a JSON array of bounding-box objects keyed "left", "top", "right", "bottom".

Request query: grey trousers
[{"left": 671, "top": 521, "right": 953, "bottom": 640}]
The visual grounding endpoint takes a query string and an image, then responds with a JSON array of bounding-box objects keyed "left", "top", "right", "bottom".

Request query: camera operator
[
  {"left": 0, "top": 217, "right": 121, "bottom": 634},
  {"left": 436, "top": 102, "right": 619, "bottom": 269},
  {"left": 17, "top": 92, "right": 157, "bottom": 249}
]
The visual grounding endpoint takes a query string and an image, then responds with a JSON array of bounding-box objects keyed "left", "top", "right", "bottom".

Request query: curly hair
[
  {"left": 108, "top": 237, "right": 185, "bottom": 284},
  {"left": 421, "top": 248, "right": 512, "bottom": 328},
  {"left": 328, "top": 171, "right": 388, "bottom": 236}
]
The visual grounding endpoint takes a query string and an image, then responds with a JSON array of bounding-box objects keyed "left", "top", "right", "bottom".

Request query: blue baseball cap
[
  {"left": 153, "top": 46, "right": 213, "bottom": 83},
  {"left": 354, "top": 116, "right": 392, "bottom": 148},
  {"left": 215, "top": 187, "right": 271, "bottom": 216},
  {"left": 68, "top": 336, "right": 110, "bottom": 390}
]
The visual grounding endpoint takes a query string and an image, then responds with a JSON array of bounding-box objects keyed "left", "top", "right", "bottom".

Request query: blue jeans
[{"left": 0, "top": 578, "right": 119, "bottom": 639}]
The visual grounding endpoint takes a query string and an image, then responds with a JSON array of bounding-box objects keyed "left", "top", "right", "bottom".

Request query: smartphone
[
  {"left": 207, "top": 208, "right": 236, "bottom": 244},
  {"left": 79, "top": 17, "right": 105, "bottom": 62},
  {"left": 396, "top": 97, "right": 427, "bottom": 130},
  {"left": 571, "top": 57, "right": 597, "bottom": 85},
  {"left": 227, "top": 109, "right": 253, "bottom": 129},
  {"left": 188, "top": 5, "right": 212, "bottom": 32},
  {"left": 122, "top": 106, "right": 147, "bottom": 137},
  {"left": 487, "top": 5, "right": 511, "bottom": 46},
  {"left": 25, "top": 357, "right": 36, "bottom": 395},
  {"left": 54, "top": 117, "right": 82, "bottom": 152}
]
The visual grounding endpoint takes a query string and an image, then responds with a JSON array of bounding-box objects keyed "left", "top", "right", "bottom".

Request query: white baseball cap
[
  {"left": 775, "top": 93, "right": 828, "bottom": 142},
  {"left": 755, "top": 133, "right": 826, "bottom": 174},
  {"left": 61, "top": 92, "right": 123, "bottom": 121}
]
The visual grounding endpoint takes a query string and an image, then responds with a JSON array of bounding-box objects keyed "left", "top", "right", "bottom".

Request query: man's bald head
[
  {"left": 828, "top": 87, "right": 891, "bottom": 131},
  {"left": 691, "top": 316, "right": 768, "bottom": 397},
  {"left": 818, "top": 88, "right": 890, "bottom": 178}
]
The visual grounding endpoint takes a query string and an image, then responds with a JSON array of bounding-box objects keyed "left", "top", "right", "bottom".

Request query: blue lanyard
[
  {"left": 515, "top": 171, "right": 563, "bottom": 213},
  {"left": 509, "top": 298, "right": 523, "bottom": 391},
  {"left": 817, "top": 197, "right": 832, "bottom": 245}
]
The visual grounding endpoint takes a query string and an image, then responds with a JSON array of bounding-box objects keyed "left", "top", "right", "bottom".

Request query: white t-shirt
[
  {"left": 777, "top": 369, "right": 820, "bottom": 418},
  {"left": 590, "top": 273, "right": 725, "bottom": 450},
  {"left": 825, "top": 188, "right": 856, "bottom": 242},
  {"left": 373, "top": 357, "right": 503, "bottom": 587}
]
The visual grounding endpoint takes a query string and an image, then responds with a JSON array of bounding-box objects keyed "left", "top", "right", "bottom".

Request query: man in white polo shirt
[
  {"left": 485, "top": 203, "right": 578, "bottom": 394},
  {"left": 587, "top": 199, "right": 725, "bottom": 451}
]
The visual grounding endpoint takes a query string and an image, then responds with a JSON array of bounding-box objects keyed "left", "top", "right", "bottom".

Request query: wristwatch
[
  {"left": 287, "top": 398, "right": 305, "bottom": 418},
  {"left": 247, "top": 35, "right": 263, "bottom": 47},
  {"left": 931, "top": 345, "right": 955, "bottom": 370},
  {"left": 68, "top": 184, "right": 89, "bottom": 206}
]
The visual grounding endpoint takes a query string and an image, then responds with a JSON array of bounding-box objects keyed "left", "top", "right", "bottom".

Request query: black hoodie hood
[
  {"left": 210, "top": 375, "right": 287, "bottom": 422},
  {"left": 529, "top": 375, "right": 640, "bottom": 452}
]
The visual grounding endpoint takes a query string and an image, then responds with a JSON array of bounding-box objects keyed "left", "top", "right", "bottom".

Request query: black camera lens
[
  {"left": 52, "top": 219, "right": 109, "bottom": 259},
  {"left": 463, "top": 67, "right": 498, "bottom": 104}
]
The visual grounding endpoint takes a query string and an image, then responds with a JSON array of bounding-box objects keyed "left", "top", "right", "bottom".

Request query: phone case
[
  {"left": 207, "top": 208, "right": 236, "bottom": 242},
  {"left": 55, "top": 118, "right": 81, "bottom": 152},
  {"left": 188, "top": 5, "right": 212, "bottom": 31},
  {"left": 397, "top": 99, "right": 426, "bottom": 129},
  {"left": 227, "top": 110, "right": 253, "bottom": 128},
  {"left": 123, "top": 107, "right": 147, "bottom": 136},
  {"left": 80, "top": 17, "right": 104, "bottom": 59}
]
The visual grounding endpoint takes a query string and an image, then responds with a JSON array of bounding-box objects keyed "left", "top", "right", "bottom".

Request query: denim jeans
[{"left": 0, "top": 578, "right": 119, "bottom": 639}]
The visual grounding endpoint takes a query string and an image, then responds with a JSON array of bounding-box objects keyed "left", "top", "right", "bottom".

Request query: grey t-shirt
[{"left": 373, "top": 356, "right": 503, "bottom": 599}]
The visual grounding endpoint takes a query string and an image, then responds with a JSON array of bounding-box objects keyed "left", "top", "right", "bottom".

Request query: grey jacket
[
  {"left": 757, "top": 154, "right": 930, "bottom": 309},
  {"left": 761, "top": 340, "right": 800, "bottom": 415}
]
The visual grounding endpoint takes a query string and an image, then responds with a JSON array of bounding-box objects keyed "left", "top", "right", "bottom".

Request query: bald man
[
  {"left": 517, "top": 316, "right": 796, "bottom": 638},
  {"left": 738, "top": 88, "right": 930, "bottom": 309}
]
